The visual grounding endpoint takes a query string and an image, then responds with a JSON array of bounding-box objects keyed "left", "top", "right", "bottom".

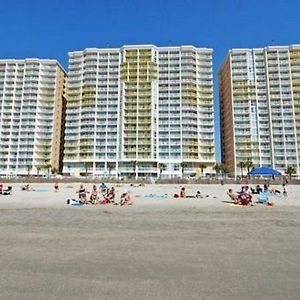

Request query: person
[
  {"left": 90, "top": 185, "right": 99, "bottom": 204},
  {"left": 239, "top": 192, "right": 251, "bottom": 205},
  {"left": 282, "top": 176, "right": 288, "bottom": 196},
  {"left": 21, "top": 183, "right": 30, "bottom": 191},
  {"left": 227, "top": 189, "right": 240, "bottom": 204},
  {"left": 99, "top": 182, "right": 108, "bottom": 192},
  {"left": 283, "top": 184, "right": 287, "bottom": 196},
  {"left": 255, "top": 184, "right": 263, "bottom": 194},
  {"left": 263, "top": 183, "right": 269, "bottom": 192},
  {"left": 54, "top": 183, "right": 59, "bottom": 192},
  {"left": 77, "top": 184, "right": 88, "bottom": 204},
  {"left": 264, "top": 184, "right": 280, "bottom": 194},
  {"left": 105, "top": 187, "right": 116, "bottom": 203},
  {"left": 120, "top": 190, "right": 133, "bottom": 206},
  {"left": 180, "top": 187, "right": 186, "bottom": 198},
  {"left": 195, "top": 190, "right": 203, "bottom": 198},
  {"left": 239, "top": 186, "right": 252, "bottom": 205},
  {"left": 2, "top": 185, "right": 12, "bottom": 195}
]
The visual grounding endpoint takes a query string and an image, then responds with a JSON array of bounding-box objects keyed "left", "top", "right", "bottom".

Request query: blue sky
[{"left": 1, "top": 0, "right": 299, "bottom": 160}]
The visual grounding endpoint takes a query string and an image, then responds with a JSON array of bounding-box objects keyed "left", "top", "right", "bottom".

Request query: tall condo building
[
  {"left": 219, "top": 45, "right": 300, "bottom": 176},
  {"left": 64, "top": 45, "right": 215, "bottom": 178},
  {"left": 0, "top": 59, "right": 66, "bottom": 176}
]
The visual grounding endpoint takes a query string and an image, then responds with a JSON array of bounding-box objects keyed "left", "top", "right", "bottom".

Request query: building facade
[
  {"left": 64, "top": 45, "right": 215, "bottom": 178},
  {"left": 0, "top": 59, "right": 66, "bottom": 176},
  {"left": 219, "top": 45, "right": 300, "bottom": 176}
]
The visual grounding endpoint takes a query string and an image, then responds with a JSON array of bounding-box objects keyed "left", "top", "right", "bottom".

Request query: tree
[
  {"left": 84, "top": 162, "right": 92, "bottom": 177},
  {"left": 158, "top": 163, "right": 166, "bottom": 179},
  {"left": 180, "top": 162, "right": 188, "bottom": 178},
  {"left": 199, "top": 163, "right": 206, "bottom": 177},
  {"left": 220, "top": 163, "right": 229, "bottom": 179},
  {"left": 44, "top": 164, "right": 52, "bottom": 178},
  {"left": 51, "top": 167, "right": 58, "bottom": 175},
  {"left": 36, "top": 166, "right": 41, "bottom": 177},
  {"left": 213, "top": 163, "right": 221, "bottom": 176},
  {"left": 286, "top": 166, "right": 296, "bottom": 179},
  {"left": 131, "top": 160, "right": 138, "bottom": 180},
  {"left": 238, "top": 161, "right": 246, "bottom": 178},
  {"left": 245, "top": 160, "right": 254, "bottom": 174},
  {"left": 107, "top": 162, "right": 114, "bottom": 176},
  {"left": 26, "top": 165, "right": 31, "bottom": 177}
]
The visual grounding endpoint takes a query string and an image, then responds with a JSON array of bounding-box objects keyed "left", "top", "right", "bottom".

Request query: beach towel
[
  {"left": 145, "top": 193, "right": 169, "bottom": 199},
  {"left": 34, "top": 189, "right": 49, "bottom": 192},
  {"left": 67, "top": 199, "right": 84, "bottom": 206}
]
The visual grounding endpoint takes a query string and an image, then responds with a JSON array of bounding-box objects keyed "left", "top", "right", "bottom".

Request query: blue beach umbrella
[{"left": 248, "top": 167, "right": 281, "bottom": 176}]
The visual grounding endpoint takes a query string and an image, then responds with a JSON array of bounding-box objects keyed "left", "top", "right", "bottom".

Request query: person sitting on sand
[
  {"left": 77, "top": 184, "right": 88, "bottom": 204},
  {"left": 238, "top": 186, "right": 253, "bottom": 205},
  {"left": 195, "top": 190, "right": 203, "bottom": 198},
  {"left": 227, "top": 189, "right": 240, "bottom": 204},
  {"left": 120, "top": 190, "right": 133, "bottom": 206},
  {"left": 99, "top": 182, "right": 108, "bottom": 192},
  {"left": 90, "top": 185, "right": 99, "bottom": 204},
  {"left": 256, "top": 185, "right": 263, "bottom": 194},
  {"left": 21, "top": 183, "right": 30, "bottom": 191},
  {"left": 264, "top": 184, "right": 280, "bottom": 194},
  {"left": 105, "top": 187, "right": 116, "bottom": 203},
  {"left": 180, "top": 187, "right": 186, "bottom": 198},
  {"left": 54, "top": 183, "right": 59, "bottom": 192},
  {"left": 263, "top": 183, "right": 269, "bottom": 192}
]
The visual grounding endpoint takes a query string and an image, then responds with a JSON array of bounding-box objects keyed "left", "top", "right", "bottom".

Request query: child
[{"left": 195, "top": 191, "right": 203, "bottom": 198}]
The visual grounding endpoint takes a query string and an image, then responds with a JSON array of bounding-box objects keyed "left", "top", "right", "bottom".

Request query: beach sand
[{"left": 0, "top": 183, "right": 299, "bottom": 299}]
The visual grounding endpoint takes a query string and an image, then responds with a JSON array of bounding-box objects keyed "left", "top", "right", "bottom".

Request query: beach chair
[{"left": 257, "top": 192, "right": 269, "bottom": 204}]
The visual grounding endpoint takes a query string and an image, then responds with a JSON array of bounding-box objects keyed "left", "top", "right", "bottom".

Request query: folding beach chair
[{"left": 257, "top": 192, "right": 269, "bottom": 203}]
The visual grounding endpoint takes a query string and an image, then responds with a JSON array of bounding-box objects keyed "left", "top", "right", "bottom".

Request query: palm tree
[
  {"left": 199, "top": 163, "right": 206, "bottom": 177},
  {"left": 158, "top": 163, "right": 166, "bottom": 179},
  {"left": 238, "top": 161, "right": 246, "bottom": 178},
  {"left": 44, "top": 164, "right": 52, "bottom": 178},
  {"left": 36, "top": 166, "right": 41, "bottom": 177},
  {"left": 51, "top": 167, "right": 58, "bottom": 175},
  {"left": 107, "top": 162, "right": 114, "bottom": 176},
  {"left": 180, "top": 162, "right": 188, "bottom": 179},
  {"left": 220, "top": 163, "right": 229, "bottom": 180},
  {"left": 213, "top": 163, "right": 221, "bottom": 177},
  {"left": 26, "top": 165, "right": 31, "bottom": 177},
  {"left": 286, "top": 166, "right": 296, "bottom": 179},
  {"left": 131, "top": 160, "right": 138, "bottom": 180},
  {"left": 245, "top": 160, "right": 254, "bottom": 174},
  {"left": 84, "top": 162, "right": 92, "bottom": 177}
]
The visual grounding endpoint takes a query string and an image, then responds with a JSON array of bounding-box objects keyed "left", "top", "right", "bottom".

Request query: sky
[{"left": 1, "top": 0, "right": 299, "bottom": 161}]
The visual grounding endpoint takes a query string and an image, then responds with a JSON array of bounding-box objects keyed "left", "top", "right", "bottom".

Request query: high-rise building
[
  {"left": 219, "top": 45, "right": 300, "bottom": 176},
  {"left": 64, "top": 45, "right": 215, "bottom": 178},
  {"left": 0, "top": 59, "right": 66, "bottom": 176}
]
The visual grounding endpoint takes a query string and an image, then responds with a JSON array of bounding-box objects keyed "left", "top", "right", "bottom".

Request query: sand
[{"left": 0, "top": 183, "right": 299, "bottom": 299}]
